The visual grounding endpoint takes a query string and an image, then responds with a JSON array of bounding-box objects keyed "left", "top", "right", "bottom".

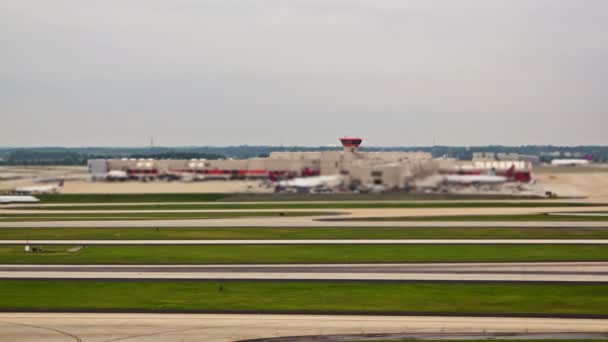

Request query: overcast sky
[{"left": 1, "top": 0, "right": 606, "bottom": 147}]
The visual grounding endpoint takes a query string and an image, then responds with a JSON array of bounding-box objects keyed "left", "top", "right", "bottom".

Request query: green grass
[
  {"left": 1, "top": 280, "right": 607, "bottom": 316},
  {"left": 37, "top": 193, "right": 230, "bottom": 203},
  {"left": 0, "top": 211, "right": 329, "bottom": 222},
  {"left": 334, "top": 214, "right": 608, "bottom": 222},
  {"left": 3, "top": 226, "right": 608, "bottom": 240},
  {"left": 36, "top": 193, "right": 544, "bottom": 204},
  {"left": 225, "top": 193, "right": 548, "bottom": 202},
  {"left": 14, "top": 202, "right": 602, "bottom": 211},
  {"left": 2, "top": 244, "right": 608, "bottom": 264}
]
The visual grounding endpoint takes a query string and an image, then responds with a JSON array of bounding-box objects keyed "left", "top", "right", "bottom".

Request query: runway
[
  {"left": 3, "top": 239, "right": 608, "bottom": 244},
  {"left": 3, "top": 202, "right": 608, "bottom": 340},
  {"left": 3, "top": 218, "right": 608, "bottom": 228},
  {"left": 3, "top": 262, "right": 608, "bottom": 282},
  {"left": 1, "top": 313, "right": 608, "bottom": 342},
  {"left": 2, "top": 206, "right": 608, "bottom": 223},
  {"left": 3, "top": 206, "right": 608, "bottom": 216}
]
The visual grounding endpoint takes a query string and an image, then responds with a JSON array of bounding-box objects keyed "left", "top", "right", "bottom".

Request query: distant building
[{"left": 88, "top": 138, "right": 436, "bottom": 190}]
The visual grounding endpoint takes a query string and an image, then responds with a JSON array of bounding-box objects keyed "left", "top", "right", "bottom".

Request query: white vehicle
[
  {"left": 15, "top": 181, "right": 63, "bottom": 195},
  {"left": 277, "top": 175, "right": 343, "bottom": 192},
  {"left": 0, "top": 195, "right": 40, "bottom": 204}
]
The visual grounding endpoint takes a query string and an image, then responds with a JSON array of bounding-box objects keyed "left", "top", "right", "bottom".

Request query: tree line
[{"left": 1, "top": 145, "right": 607, "bottom": 165}]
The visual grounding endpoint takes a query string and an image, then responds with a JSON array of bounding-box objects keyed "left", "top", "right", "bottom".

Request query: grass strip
[
  {"left": 0, "top": 280, "right": 607, "bottom": 316},
  {"left": 1, "top": 244, "right": 608, "bottom": 264},
  {"left": 0, "top": 211, "right": 328, "bottom": 222},
  {"left": 3, "top": 227, "right": 608, "bottom": 240},
  {"left": 37, "top": 193, "right": 230, "bottom": 203}
]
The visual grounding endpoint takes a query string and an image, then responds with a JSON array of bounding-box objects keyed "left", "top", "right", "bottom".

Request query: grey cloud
[{"left": 1, "top": 0, "right": 606, "bottom": 146}]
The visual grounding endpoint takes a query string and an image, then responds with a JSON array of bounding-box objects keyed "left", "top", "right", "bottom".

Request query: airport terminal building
[{"left": 88, "top": 138, "right": 437, "bottom": 190}]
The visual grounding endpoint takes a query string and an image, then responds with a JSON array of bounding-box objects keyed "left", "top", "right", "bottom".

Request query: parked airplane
[
  {"left": 276, "top": 175, "right": 343, "bottom": 192},
  {"left": 0, "top": 195, "right": 40, "bottom": 204},
  {"left": 105, "top": 170, "right": 129, "bottom": 181},
  {"left": 551, "top": 159, "right": 590, "bottom": 166},
  {"left": 445, "top": 174, "right": 508, "bottom": 184},
  {"left": 444, "top": 166, "right": 515, "bottom": 185},
  {"left": 15, "top": 181, "right": 63, "bottom": 195}
]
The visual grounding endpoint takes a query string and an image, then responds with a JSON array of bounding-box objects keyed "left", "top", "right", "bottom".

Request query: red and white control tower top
[{"left": 340, "top": 137, "right": 362, "bottom": 153}]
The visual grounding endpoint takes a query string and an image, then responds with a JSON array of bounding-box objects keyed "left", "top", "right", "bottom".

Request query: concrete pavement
[
  {"left": 1, "top": 313, "right": 608, "bottom": 342},
  {"left": 3, "top": 262, "right": 608, "bottom": 282},
  {"left": 2, "top": 205, "right": 608, "bottom": 216}
]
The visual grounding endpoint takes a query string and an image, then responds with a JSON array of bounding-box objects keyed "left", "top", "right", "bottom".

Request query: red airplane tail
[{"left": 505, "top": 165, "right": 515, "bottom": 179}]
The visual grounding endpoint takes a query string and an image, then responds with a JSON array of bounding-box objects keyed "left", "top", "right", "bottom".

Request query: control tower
[{"left": 340, "top": 137, "right": 362, "bottom": 154}]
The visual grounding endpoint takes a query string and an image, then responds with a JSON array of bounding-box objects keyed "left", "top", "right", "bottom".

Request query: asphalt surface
[
  {"left": 1, "top": 205, "right": 608, "bottom": 223},
  {"left": 3, "top": 262, "right": 608, "bottom": 282},
  {"left": 1, "top": 313, "right": 608, "bottom": 342}
]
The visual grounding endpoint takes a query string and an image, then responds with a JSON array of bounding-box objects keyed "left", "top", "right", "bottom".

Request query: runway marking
[
  {"left": 101, "top": 321, "right": 272, "bottom": 342},
  {"left": 0, "top": 320, "right": 83, "bottom": 342}
]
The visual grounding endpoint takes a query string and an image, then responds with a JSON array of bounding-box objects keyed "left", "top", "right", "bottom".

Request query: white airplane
[
  {"left": 551, "top": 159, "right": 590, "bottom": 166},
  {"left": 444, "top": 165, "right": 516, "bottom": 185},
  {"left": 15, "top": 181, "right": 64, "bottom": 195},
  {"left": 444, "top": 174, "right": 507, "bottom": 184},
  {"left": 0, "top": 195, "right": 40, "bottom": 204},
  {"left": 105, "top": 170, "right": 129, "bottom": 181},
  {"left": 277, "top": 175, "right": 343, "bottom": 191}
]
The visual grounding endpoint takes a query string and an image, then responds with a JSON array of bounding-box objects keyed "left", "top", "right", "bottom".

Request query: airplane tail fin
[{"left": 505, "top": 165, "right": 515, "bottom": 178}]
